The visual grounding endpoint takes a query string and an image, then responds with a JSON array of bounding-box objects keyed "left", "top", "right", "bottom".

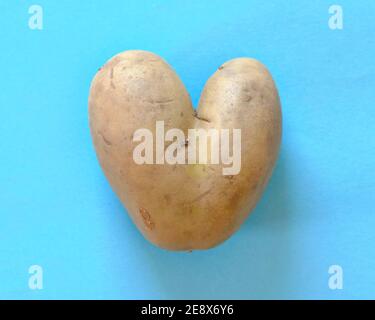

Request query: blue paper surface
[{"left": 0, "top": 0, "right": 374, "bottom": 299}]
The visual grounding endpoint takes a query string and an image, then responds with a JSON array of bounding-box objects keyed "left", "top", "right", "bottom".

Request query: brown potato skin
[{"left": 89, "top": 50, "right": 281, "bottom": 251}]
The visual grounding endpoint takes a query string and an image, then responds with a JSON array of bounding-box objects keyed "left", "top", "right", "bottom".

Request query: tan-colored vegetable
[{"left": 89, "top": 50, "right": 281, "bottom": 251}]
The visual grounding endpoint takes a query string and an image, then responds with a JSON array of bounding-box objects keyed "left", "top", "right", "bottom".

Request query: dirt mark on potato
[
  {"left": 98, "top": 131, "right": 112, "bottom": 146},
  {"left": 140, "top": 207, "right": 155, "bottom": 230},
  {"left": 193, "top": 111, "right": 210, "bottom": 123}
]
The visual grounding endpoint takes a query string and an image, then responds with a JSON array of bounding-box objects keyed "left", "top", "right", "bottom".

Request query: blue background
[{"left": 1, "top": 0, "right": 374, "bottom": 299}]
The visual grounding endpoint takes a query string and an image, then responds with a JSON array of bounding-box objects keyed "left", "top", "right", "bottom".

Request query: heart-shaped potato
[{"left": 89, "top": 50, "right": 281, "bottom": 251}]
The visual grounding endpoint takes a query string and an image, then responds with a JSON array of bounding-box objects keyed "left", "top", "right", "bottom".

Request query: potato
[{"left": 89, "top": 50, "right": 281, "bottom": 251}]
